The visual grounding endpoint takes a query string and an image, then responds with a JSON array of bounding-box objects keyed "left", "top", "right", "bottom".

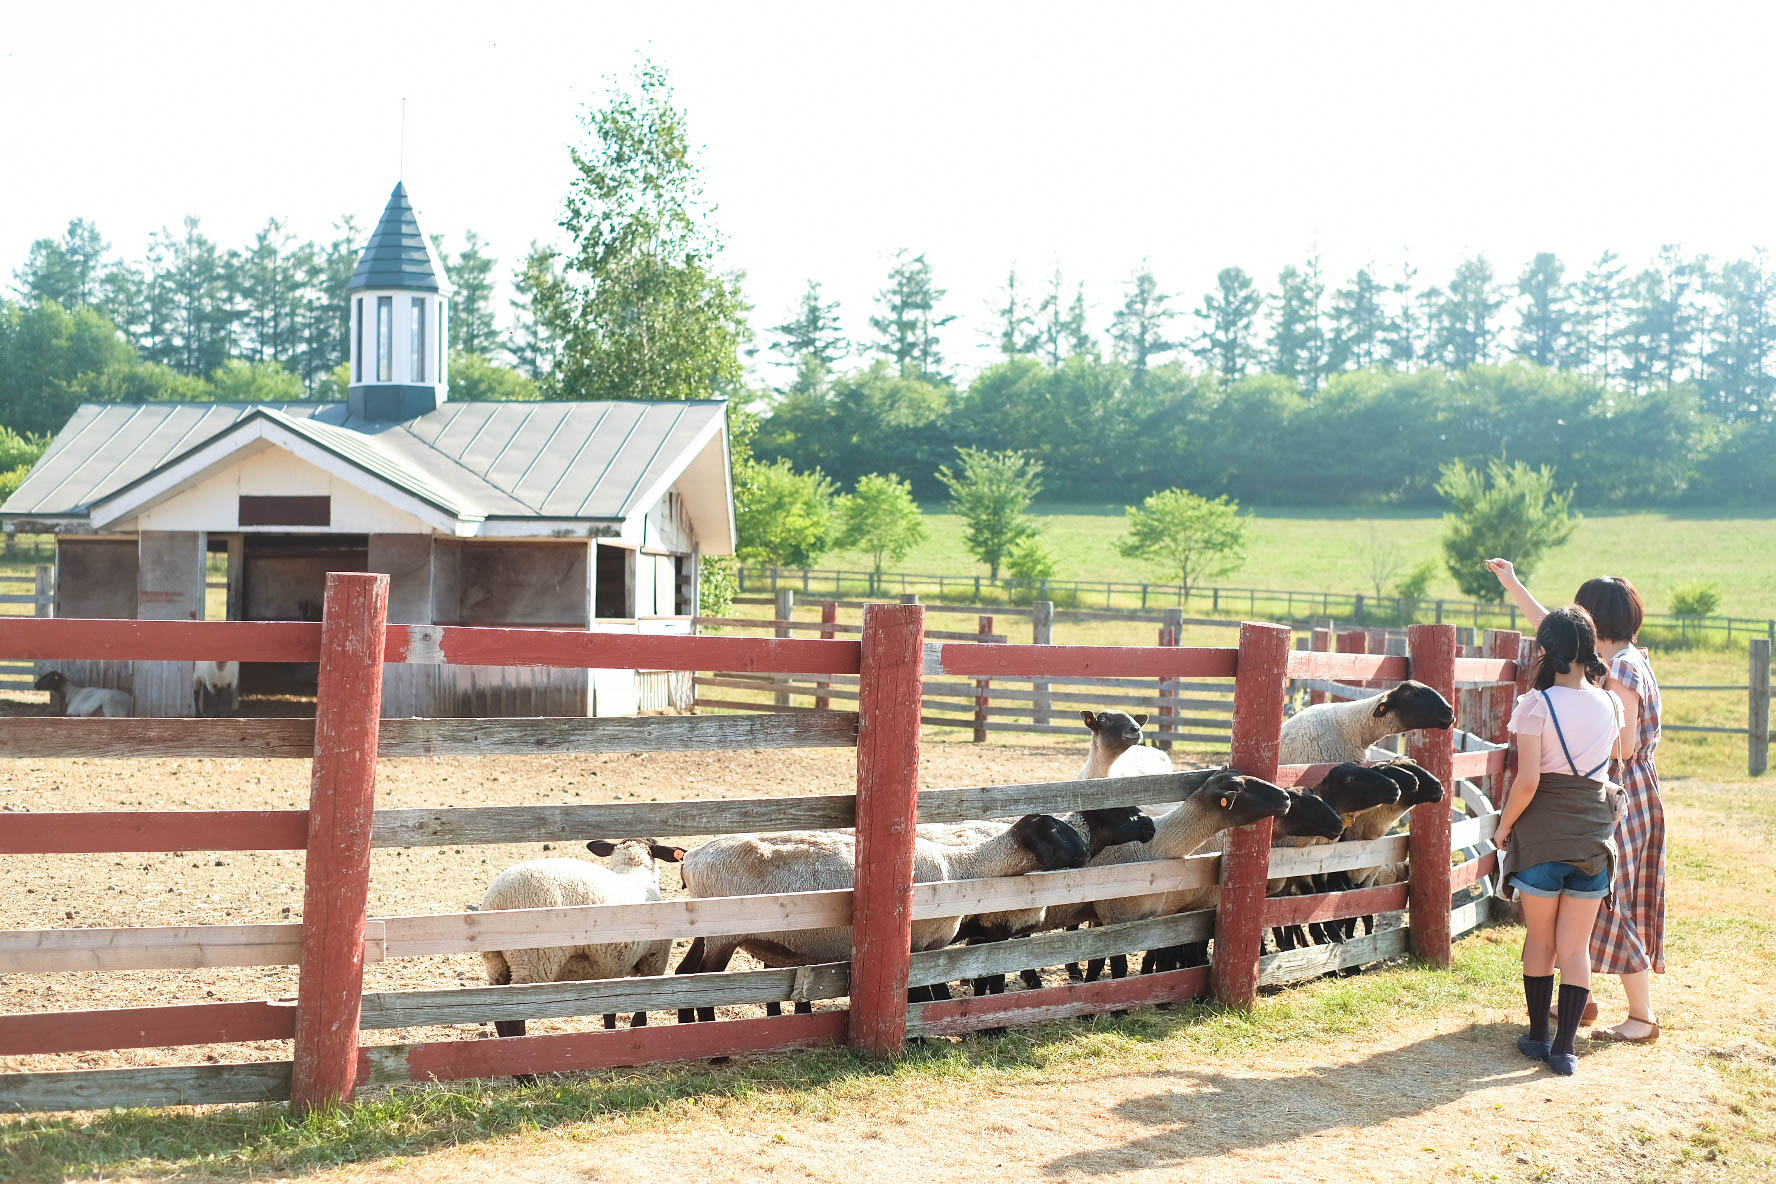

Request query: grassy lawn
[{"left": 815, "top": 504, "right": 1776, "bottom": 622}]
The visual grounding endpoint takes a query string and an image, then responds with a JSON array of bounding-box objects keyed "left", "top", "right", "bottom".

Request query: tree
[
  {"left": 1361, "top": 524, "right": 1406, "bottom": 599},
  {"left": 1109, "top": 267, "right": 1178, "bottom": 382},
  {"left": 1115, "top": 488, "right": 1248, "bottom": 595},
  {"left": 508, "top": 242, "right": 563, "bottom": 380},
  {"left": 834, "top": 472, "right": 926, "bottom": 577},
  {"left": 1192, "top": 267, "right": 1261, "bottom": 378},
  {"left": 449, "top": 351, "right": 542, "bottom": 401},
  {"left": 989, "top": 268, "right": 1036, "bottom": 358},
  {"left": 769, "top": 280, "right": 847, "bottom": 372},
  {"left": 1435, "top": 256, "right": 1503, "bottom": 368},
  {"left": 13, "top": 219, "right": 109, "bottom": 309},
  {"left": 1437, "top": 457, "right": 1578, "bottom": 600},
  {"left": 206, "top": 358, "right": 306, "bottom": 402},
  {"left": 543, "top": 61, "right": 750, "bottom": 401},
  {"left": 1382, "top": 262, "right": 1422, "bottom": 369},
  {"left": 1329, "top": 267, "right": 1387, "bottom": 371},
  {"left": 1701, "top": 253, "right": 1776, "bottom": 421},
  {"left": 1513, "top": 252, "right": 1570, "bottom": 367},
  {"left": 1028, "top": 268, "right": 1087, "bottom": 367},
  {"left": 1004, "top": 535, "right": 1057, "bottom": 584},
  {"left": 1571, "top": 250, "right": 1625, "bottom": 380},
  {"left": 1268, "top": 260, "right": 1327, "bottom": 393},
  {"left": 935, "top": 446, "right": 1043, "bottom": 579},
  {"left": 447, "top": 231, "right": 501, "bottom": 356},
  {"left": 735, "top": 458, "right": 837, "bottom": 568},
  {"left": 870, "top": 250, "right": 953, "bottom": 380}
]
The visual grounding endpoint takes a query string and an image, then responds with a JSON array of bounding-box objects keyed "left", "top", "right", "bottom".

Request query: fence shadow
[{"left": 1040, "top": 1020, "right": 1535, "bottom": 1178}]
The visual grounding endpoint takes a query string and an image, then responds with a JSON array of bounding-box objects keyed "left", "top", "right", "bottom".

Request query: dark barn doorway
[{"left": 238, "top": 534, "right": 369, "bottom": 706}]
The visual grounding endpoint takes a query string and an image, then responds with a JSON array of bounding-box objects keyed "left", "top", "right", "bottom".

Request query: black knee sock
[
  {"left": 1552, "top": 984, "right": 1590, "bottom": 1057},
  {"left": 1523, "top": 974, "right": 1554, "bottom": 1042}
]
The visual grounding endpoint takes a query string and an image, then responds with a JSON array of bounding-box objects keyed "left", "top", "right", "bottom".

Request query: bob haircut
[{"left": 1575, "top": 576, "right": 1644, "bottom": 642}]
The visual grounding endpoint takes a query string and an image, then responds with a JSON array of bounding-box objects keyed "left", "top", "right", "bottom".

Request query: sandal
[
  {"left": 1593, "top": 1017, "right": 1660, "bottom": 1043},
  {"left": 1548, "top": 997, "right": 1599, "bottom": 1027}
]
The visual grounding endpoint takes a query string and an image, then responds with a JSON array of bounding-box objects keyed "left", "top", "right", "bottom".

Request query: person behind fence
[
  {"left": 1493, "top": 605, "right": 1626, "bottom": 1076},
  {"left": 1488, "top": 561, "right": 1665, "bottom": 1045}
]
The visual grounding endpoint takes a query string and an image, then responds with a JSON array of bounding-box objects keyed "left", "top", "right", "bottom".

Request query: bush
[
  {"left": 1438, "top": 458, "right": 1577, "bottom": 600},
  {"left": 735, "top": 458, "right": 837, "bottom": 568},
  {"left": 697, "top": 555, "right": 737, "bottom": 618},
  {"left": 1669, "top": 581, "right": 1721, "bottom": 618},
  {"left": 1004, "top": 535, "right": 1058, "bottom": 583}
]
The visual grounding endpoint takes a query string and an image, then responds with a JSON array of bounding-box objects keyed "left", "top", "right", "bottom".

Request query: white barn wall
[{"left": 130, "top": 447, "right": 436, "bottom": 535}]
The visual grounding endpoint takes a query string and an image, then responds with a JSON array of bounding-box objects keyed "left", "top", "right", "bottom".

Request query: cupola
[{"left": 346, "top": 182, "right": 453, "bottom": 420}]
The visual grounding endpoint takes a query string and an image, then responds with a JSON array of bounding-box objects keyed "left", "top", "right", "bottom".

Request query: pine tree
[
  {"left": 1109, "top": 267, "right": 1178, "bottom": 381},
  {"left": 1435, "top": 256, "right": 1502, "bottom": 369},
  {"left": 869, "top": 250, "right": 953, "bottom": 380},
  {"left": 240, "top": 219, "right": 299, "bottom": 365},
  {"left": 991, "top": 269, "right": 1036, "bottom": 358},
  {"left": 447, "top": 230, "right": 501, "bottom": 357},
  {"left": 1192, "top": 267, "right": 1260, "bottom": 379},
  {"left": 1381, "top": 262, "right": 1422, "bottom": 368},
  {"left": 1572, "top": 250, "right": 1625, "bottom": 380},
  {"left": 12, "top": 219, "right": 109, "bottom": 309},
  {"left": 1701, "top": 254, "right": 1776, "bottom": 420},
  {"left": 163, "top": 217, "right": 231, "bottom": 376},
  {"left": 1268, "top": 261, "right": 1326, "bottom": 393},
  {"left": 1027, "top": 268, "right": 1087, "bottom": 367},
  {"left": 770, "top": 280, "right": 847, "bottom": 369},
  {"left": 1513, "top": 252, "right": 1570, "bottom": 367},
  {"left": 508, "top": 241, "right": 563, "bottom": 380},
  {"left": 1328, "top": 267, "right": 1386, "bottom": 371}
]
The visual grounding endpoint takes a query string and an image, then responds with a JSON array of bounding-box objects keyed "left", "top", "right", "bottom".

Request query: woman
[
  {"left": 1495, "top": 605, "right": 1625, "bottom": 1075},
  {"left": 1488, "top": 560, "right": 1665, "bottom": 1044}
]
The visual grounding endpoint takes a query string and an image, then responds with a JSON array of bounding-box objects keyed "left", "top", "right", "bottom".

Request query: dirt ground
[{"left": 4, "top": 704, "right": 1774, "bottom": 1183}]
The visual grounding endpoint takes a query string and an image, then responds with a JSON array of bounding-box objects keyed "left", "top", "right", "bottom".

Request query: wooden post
[
  {"left": 1031, "top": 599, "right": 1054, "bottom": 727},
  {"left": 1750, "top": 637, "right": 1770, "bottom": 778},
  {"left": 33, "top": 563, "right": 51, "bottom": 618},
  {"left": 815, "top": 601, "right": 838, "bottom": 711},
  {"left": 774, "top": 588, "right": 795, "bottom": 707},
  {"left": 289, "top": 572, "right": 390, "bottom": 1115},
  {"left": 1212, "top": 621, "right": 1290, "bottom": 1009},
  {"left": 1308, "top": 626, "right": 1332, "bottom": 706},
  {"left": 1482, "top": 629, "right": 1520, "bottom": 797},
  {"left": 1157, "top": 607, "right": 1184, "bottom": 750},
  {"left": 974, "top": 614, "right": 993, "bottom": 743},
  {"left": 850, "top": 602, "right": 924, "bottom": 1056},
  {"left": 1406, "top": 623, "right": 1458, "bottom": 968}
]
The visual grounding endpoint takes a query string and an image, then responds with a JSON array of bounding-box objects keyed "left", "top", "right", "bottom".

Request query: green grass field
[{"left": 819, "top": 504, "right": 1776, "bottom": 622}]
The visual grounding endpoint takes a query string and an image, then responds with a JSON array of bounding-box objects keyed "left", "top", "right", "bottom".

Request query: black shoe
[
  {"left": 1517, "top": 1034, "right": 1551, "bottom": 1062},
  {"left": 1546, "top": 1052, "right": 1577, "bottom": 1076}
]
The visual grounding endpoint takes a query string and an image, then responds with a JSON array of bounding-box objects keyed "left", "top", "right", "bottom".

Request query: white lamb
[
  {"left": 480, "top": 837, "right": 687, "bottom": 1039},
  {"left": 1278, "top": 680, "right": 1454, "bottom": 764},
  {"left": 33, "top": 671, "right": 132, "bottom": 717}
]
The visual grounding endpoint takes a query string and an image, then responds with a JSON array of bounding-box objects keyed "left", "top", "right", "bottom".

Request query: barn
[{"left": 0, "top": 183, "right": 735, "bottom": 719}]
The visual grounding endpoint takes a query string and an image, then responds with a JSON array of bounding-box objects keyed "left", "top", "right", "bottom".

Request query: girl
[
  {"left": 1494, "top": 605, "right": 1626, "bottom": 1076},
  {"left": 1488, "top": 561, "right": 1665, "bottom": 1044}
]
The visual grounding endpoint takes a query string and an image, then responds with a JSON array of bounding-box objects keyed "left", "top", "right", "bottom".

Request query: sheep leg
[
  {"left": 1020, "top": 968, "right": 1045, "bottom": 989},
  {"left": 972, "top": 973, "right": 1008, "bottom": 997},
  {"left": 602, "top": 1012, "right": 618, "bottom": 1030},
  {"left": 1109, "top": 954, "right": 1129, "bottom": 980},
  {"left": 794, "top": 1000, "right": 812, "bottom": 1015},
  {"left": 630, "top": 1011, "right": 648, "bottom": 1027},
  {"left": 674, "top": 936, "right": 735, "bottom": 1024},
  {"left": 494, "top": 1019, "right": 528, "bottom": 1039},
  {"left": 1082, "top": 957, "right": 1106, "bottom": 982},
  {"left": 764, "top": 1001, "right": 783, "bottom": 1017}
]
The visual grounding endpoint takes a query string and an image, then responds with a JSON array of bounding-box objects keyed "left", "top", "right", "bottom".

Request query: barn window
[
  {"left": 376, "top": 296, "right": 393, "bottom": 382},
  {"left": 594, "top": 545, "right": 633, "bottom": 619},
  {"left": 410, "top": 297, "right": 426, "bottom": 382},
  {"left": 352, "top": 298, "right": 362, "bottom": 382},
  {"left": 673, "top": 554, "right": 693, "bottom": 615},
  {"left": 239, "top": 496, "right": 331, "bottom": 527}
]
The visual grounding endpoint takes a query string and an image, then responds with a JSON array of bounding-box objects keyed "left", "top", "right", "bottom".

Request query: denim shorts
[{"left": 1511, "top": 859, "right": 1611, "bottom": 899}]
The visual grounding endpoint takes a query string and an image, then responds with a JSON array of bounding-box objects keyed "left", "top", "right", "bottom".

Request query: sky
[{"left": 4, "top": 0, "right": 1775, "bottom": 376}]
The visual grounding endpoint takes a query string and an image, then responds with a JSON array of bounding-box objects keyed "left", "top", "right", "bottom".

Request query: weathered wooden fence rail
[{"left": 0, "top": 584, "right": 1511, "bottom": 1115}]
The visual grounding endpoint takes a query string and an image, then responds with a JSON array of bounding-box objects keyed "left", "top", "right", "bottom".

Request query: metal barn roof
[
  {"left": 0, "top": 400, "right": 732, "bottom": 545},
  {"left": 347, "top": 182, "right": 452, "bottom": 294}
]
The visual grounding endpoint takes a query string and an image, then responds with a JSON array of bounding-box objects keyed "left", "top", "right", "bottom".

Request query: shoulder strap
[{"left": 1539, "top": 689, "right": 1610, "bottom": 779}]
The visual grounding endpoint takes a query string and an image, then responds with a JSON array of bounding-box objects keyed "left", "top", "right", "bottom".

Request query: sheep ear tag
[
  {"left": 1372, "top": 699, "right": 1391, "bottom": 718},
  {"left": 1219, "top": 794, "right": 1232, "bottom": 809}
]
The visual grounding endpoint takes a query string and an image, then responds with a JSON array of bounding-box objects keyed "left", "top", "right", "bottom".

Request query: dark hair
[
  {"left": 1533, "top": 605, "right": 1609, "bottom": 690},
  {"left": 1575, "top": 576, "right": 1643, "bottom": 642}
]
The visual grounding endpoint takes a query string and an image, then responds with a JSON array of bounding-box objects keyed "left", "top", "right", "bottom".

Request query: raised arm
[{"left": 1485, "top": 559, "right": 1548, "bottom": 627}]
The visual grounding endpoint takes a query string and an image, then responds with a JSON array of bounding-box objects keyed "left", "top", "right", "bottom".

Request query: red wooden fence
[{"left": 0, "top": 598, "right": 1517, "bottom": 1115}]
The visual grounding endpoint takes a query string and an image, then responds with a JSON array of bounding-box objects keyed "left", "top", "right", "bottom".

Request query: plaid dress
[{"left": 1591, "top": 645, "right": 1666, "bottom": 975}]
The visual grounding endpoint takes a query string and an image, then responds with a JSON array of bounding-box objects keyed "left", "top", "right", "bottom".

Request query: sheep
[
  {"left": 479, "top": 838, "right": 687, "bottom": 1041},
  {"left": 672, "top": 814, "right": 1087, "bottom": 1023},
  {"left": 1278, "top": 680, "right": 1454, "bottom": 765},
  {"left": 33, "top": 671, "right": 132, "bottom": 717},
  {"left": 1322, "top": 758, "right": 1446, "bottom": 944},
  {"left": 1266, "top": 762, "right": 1403, "bottom": 951},
  {"left": 193, "top": 661, "right": 238, "bottom": 717}
]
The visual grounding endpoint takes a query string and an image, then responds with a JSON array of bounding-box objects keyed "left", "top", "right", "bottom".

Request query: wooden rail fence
[{"left": 0, "top": 583, "right": 1514, "bottom": 1114}]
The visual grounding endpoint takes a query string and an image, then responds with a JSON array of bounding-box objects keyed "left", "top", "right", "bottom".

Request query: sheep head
[
  {"left": 1194, "top": 771, "right": 1293, "bottom": 831},
  {"left": 1312, "top": 762, "right": 1401, "bottom": 820},
  {"left": 586, "top": 838, "right": 687, "bottom": 870},
  {"left": 1379, "top": 758, "right": 1445, "bottom": 806},
  {"left": 1077, "top": 805, "right": 1156, "bottom": 855},
  {"left": 33, "top": 671, "right": 68, "bottom": 694},
  {"left": 1277, "top": 789, "right": 1345, "bottom": 841},
  {"left": 1081, "top": 709, "right": 1147, "bottom": 759},
  {"left": 1009, "top": 814, "right": 1089, "bottom": 871},
  {"left": 1371, "top": 680, "right": 1454, "bottom": 732}
]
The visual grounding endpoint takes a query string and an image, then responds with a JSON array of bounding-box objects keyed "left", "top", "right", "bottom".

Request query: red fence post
[
  {"left": 1406, "top": 623, "right": 1458, "bottom": 968},
  {"left": 1212, "top": 620, "right": 1291, "bottom": 1008},
  {"left": 850, "top": 602, "right": 924, "bottom": 1056},
  {"left": 973, "top": 614, "right": 993, "bottom": 743},
  {"left": 815, "top": 601, "right": 838, "bottom": 711},
  {"left": 1308, "top": 626, "right": 1332, "bottom": 705},
  {"left": 289, "top": 572, "right": 390, "bottom": 1115}
]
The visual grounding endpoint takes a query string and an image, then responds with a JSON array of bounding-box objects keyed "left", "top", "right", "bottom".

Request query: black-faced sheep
[
  {"left": 1322, "top": 758, "right": 1446, "bottom": 944},
  {"left": 480, "top": 838, "right": 687, "bottom": 1041},
  {"left": 672, "top": 814, "right": 1088, "bottom": 1022},
  {"left": 33, "top": 671, "right": 132, "bottom": 717},
  {"left": 1278, "top": 680, "right": 1453, "bottom": 764}
]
